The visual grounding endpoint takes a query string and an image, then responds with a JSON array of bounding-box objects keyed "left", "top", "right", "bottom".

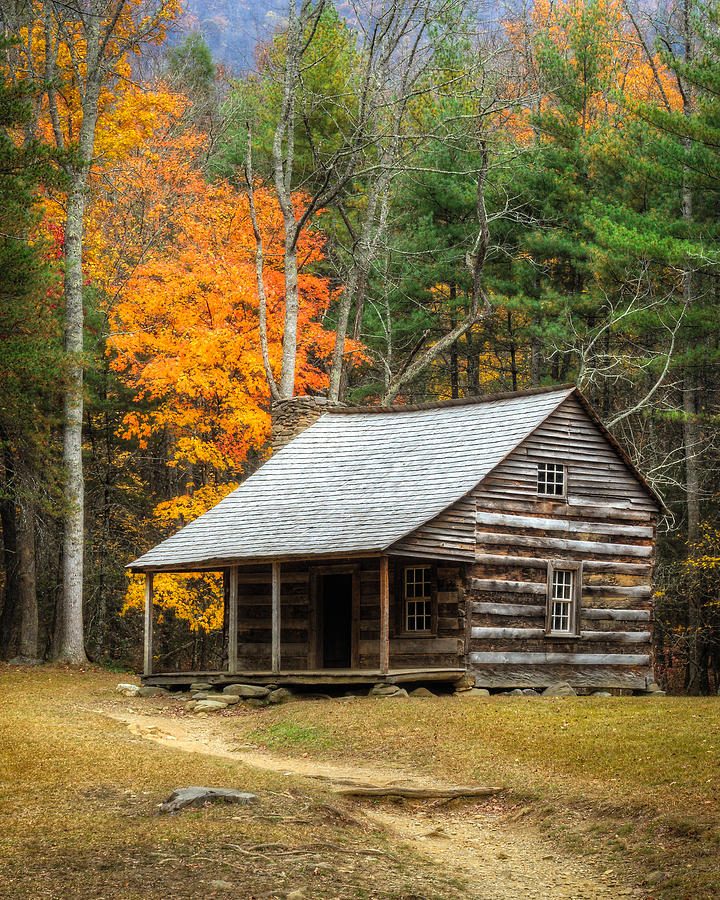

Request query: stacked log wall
[{"left": 468, "top": 395, "right": 658, "bottom": 689}]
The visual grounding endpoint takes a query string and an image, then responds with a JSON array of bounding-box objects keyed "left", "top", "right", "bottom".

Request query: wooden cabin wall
[
  {"left": 385, "top": 561, "right": 465, "bottom": 669},
  {"left": 468, "top": 395, "right": 658, "bottom": 690},
  {"left": 234, "top": 557, "right": 465, "bottom": 672},
  {"left": 236, "top": 563, "right": 311, "bottom": 670}
]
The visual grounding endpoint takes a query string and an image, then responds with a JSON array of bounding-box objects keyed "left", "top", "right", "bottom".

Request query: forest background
[{"left": 0, "top": 0, "right": 718, "bottom": 693}]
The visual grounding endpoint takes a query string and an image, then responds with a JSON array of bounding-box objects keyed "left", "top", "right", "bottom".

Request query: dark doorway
[{"left": 321, "top": 573, "right": 353, "bottom": 668}]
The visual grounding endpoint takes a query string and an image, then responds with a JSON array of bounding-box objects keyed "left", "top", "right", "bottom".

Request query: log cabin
[{"left": 130, "top": 385, "right": 663, "bottom": 693}]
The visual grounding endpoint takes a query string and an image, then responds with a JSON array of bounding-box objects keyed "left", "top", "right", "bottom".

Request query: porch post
[
  {"left": 271, "top": 561, "right": 281, "bottom": 673},
  {"left": 228, "top": 565, "right": 238, "bottom": 674},
  {"left": 143, "top": 573, "right": 154, "bottom": 676},
  {"left": 379, "top": 556, "right": 389, "bottom": 675}
]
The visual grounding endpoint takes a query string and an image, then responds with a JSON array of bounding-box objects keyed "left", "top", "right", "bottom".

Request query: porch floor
[{"left": 142, "top": 667, "right": 467, "bottom": 690}]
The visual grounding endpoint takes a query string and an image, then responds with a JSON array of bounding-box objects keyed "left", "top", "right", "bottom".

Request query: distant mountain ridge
[{"left": 178, "top": 0, "right": 288, "bottom": 71}]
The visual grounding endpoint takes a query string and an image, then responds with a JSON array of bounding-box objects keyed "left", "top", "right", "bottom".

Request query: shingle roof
[{"left": 129, "top": 386, "right": 580, "bottom": 572}]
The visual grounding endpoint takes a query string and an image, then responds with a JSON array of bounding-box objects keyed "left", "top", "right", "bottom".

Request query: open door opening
[{"left": 321, "top": 573, "right": 353, "bottom": 668}]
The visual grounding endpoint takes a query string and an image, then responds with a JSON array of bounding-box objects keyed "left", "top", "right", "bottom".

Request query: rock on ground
[
  {"left": 454, "top": 673, "right": 477, "bottom": 691},
  {"left": 193, "top": 699, "right": 227, "bottom": 713},
  {"left": 116, "top": 683, "right": 139, "bottom": 697},
  {"left": 189, "top": 682, "right": 213, "bottom": 692},
  {"left": 268, "top": 687, "right": 294, "bottom": 704},
  {"left": 409, "top": 687, "right": 436, "bottom": 698},
  {"left": 369, "top": 683, "right": 408, "bottom": 699},
  {"left": 592, "top": 691, "right": 612, "bottom": 697},
  {"left": 223, "top": 683, "right": 270, "bottom": 698},
  {"left": 455, "top": 688, "right": 490, "bottom": 699},
  {"left": 158, "top": 786, "right": 258, "bottom": 814},
  {"left": 541, "top": 682, "right": 577, "bottom": 697}
]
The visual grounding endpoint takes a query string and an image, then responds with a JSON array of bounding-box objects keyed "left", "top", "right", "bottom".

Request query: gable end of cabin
[{"left": 390, "top": 392, "right": 659, "bottom": 691}]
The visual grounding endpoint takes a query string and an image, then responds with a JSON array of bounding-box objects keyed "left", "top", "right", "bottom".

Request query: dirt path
[{"left": 101, "top": 708, "right": 635, "bottom": 900}]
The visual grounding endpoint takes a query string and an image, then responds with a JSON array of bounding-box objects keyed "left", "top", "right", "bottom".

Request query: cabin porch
[
  {"left": 141, "top": 667, "right": 467, "bottom": 690},
  {"left": 139, "top": 554, "right": 470, "bottom": 688}
]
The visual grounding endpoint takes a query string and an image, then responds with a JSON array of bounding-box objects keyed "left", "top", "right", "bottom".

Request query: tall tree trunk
[
  {"left": 0, "top": 500, "right": 19, "bottom": 659},
  {"left": 679, "top": 0, "right": 704, "bottom": 692},
  {"left": 58, "top": 179, "right": 88, "bottom": 663},
  {"left": 449, "top": 288, "right": 459, "bottom": 399},
  {"left": 0, "top": 438, "right": 19, "bottom": 658},
  {"left": 17, "top": 488, "right": 38, "bottom": 661}
]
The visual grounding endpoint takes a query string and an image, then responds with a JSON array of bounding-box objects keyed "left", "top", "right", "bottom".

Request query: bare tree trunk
[
  {"left": 0, "top": 498, "right": 19, "bottom": 659},
  {"left": 678, "top": 0, "right": 705, "bottom": 693},
  {"left": 449, "top": 288, "right": 459, "bottom": 399},
  {"left": 17, "top": 488, "right": 38, "bottom": 661},
  {"left": 57, "top": 179, "right": 88, "bottom": 663},
  {"left": 0, "top": 437, "right": 19, "bottom": 658}
]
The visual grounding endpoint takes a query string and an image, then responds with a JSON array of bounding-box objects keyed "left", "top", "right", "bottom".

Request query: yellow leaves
[
  {"left": 152, "top": 483, "right": 238, "bottom": 530},
  {"left": 122, "top": 484, "right": 234, "bottom": 632},
  {"left": 122, "top": 571, "right": 223, "bottom": 633}
]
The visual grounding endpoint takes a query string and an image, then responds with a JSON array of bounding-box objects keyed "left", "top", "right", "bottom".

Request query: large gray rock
[
  {"left": 268, "top": 687, "right": 294, "bottom": 704},
  {"left": 522, "top": 689, "right": 539, "bottom": 696},
  {"left": 158, "top": 786, "right": 258, "bottom": 814},
  {"left": 194, "top": 699, "right": 227, "bottom": 713},
  {"left": 190, "top": 682, "right": 213, "bottom": 692},
  {"left": 456, "top": 687, "right": 490, "bottom": 698},
  {"left": 592, "top": 691, "right": 613, "bottom": 698},
  {"left": 541, "top": 682, "right": 577, "bottom": 697},
  {"left": 646, "top": 683, "right": 664, "bottom": 693},
  {"left": 223, "top": 683, "right": 270, "bottom": 698},
  {"left": 644, "top": 689, "right": 666, "bottom": 697}
]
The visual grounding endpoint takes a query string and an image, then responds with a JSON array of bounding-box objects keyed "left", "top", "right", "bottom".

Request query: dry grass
[
  {"left": 0, "top": 665, "right": 465, "bottom": 900},
  {"left": 235, "top": 692, "right": 720, "bottom": 900}
]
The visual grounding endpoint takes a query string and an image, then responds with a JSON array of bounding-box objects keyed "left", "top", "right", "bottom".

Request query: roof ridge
[{"left": 327, "top": 384, "right": 575, "bottom": 415}]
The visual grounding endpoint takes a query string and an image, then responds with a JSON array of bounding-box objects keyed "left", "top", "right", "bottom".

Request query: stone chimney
[{"left": 271, "top": 395, "right": 344, "bottom": 453}]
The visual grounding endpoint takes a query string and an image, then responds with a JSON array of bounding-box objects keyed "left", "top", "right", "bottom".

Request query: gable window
[
  {"left": 404, "top": 566, "right": 432, "bottom": 632},
  {"left": 546, "top": 561, "right": 582, "bottom": 636},
  {"left": 537, "top": 461, "right": 565, "bottom": 497}
]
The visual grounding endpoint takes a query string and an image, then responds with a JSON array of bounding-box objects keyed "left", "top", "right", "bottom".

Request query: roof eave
[{"left": 127, "top": 547, "right": 386, "bottom": 574}]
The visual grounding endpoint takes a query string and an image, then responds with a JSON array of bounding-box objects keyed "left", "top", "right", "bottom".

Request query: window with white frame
[
  {"left": 404, "top": 566, "right": 432, "bottom": 632},
  {"left": 537, "top": 461, "right": 565, "bottom": 497},
  {"left": 546, "top": 562, "right": 581, "bottom": 636}
]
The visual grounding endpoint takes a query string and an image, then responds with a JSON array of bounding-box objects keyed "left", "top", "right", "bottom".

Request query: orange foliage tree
[{"left": 110, "top": 153, "right": 346, "bottom": 635}]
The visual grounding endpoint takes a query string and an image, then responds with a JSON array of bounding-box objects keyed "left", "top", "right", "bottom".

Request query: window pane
[
  {"left": 405, "top": 566, "right": 431, "bottom": 631},
  {"left": 538, "top": 462, "right": 565, "bottom": 496},
  {"left": 550, "top": 568, "right": 574, "bottom": 633}
]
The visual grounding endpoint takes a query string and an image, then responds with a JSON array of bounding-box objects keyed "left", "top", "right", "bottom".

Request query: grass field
[
  {"left": 232, "top": 689, "right": 720, "bottom": 899},
  {"left": 1, "top": 665, "right": 718, "bottom": 899},
  {"left": 0, "top": 665, "right": 464, "bottom": 900}
]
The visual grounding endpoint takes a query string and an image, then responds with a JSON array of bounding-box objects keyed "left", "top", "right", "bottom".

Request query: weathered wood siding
[
  {"left": 235, "top": 562, "right": 312, "bottom": 670},
  {"left": 390, "top": 498, "right": 476, "bottom": 561},
  {"left": 233, "top": 557, "right": 464, "bottom": 671},
  {"left": 386, "top": 560, "right": 466, "bottom": 669},
  {"left": 390, "top": 394, "right": 659, "bottom": 689},
  {"left": 468, "top": 395, "right": 658, "bottom": 689}
]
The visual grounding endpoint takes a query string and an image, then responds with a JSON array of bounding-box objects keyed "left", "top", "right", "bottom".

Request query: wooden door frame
[{"left": 309, "top": 564, "right": 361, "bottom": 669}]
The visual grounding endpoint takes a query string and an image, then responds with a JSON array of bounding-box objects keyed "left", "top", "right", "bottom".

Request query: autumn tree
[{"left": 0, "top": 0, "right": 181, "bottom": 663}]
